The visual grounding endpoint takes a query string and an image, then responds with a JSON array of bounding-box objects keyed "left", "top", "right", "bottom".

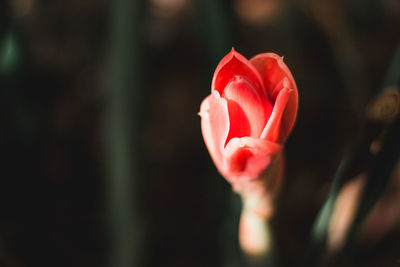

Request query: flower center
[{"left": 223, "top": 76, "right": 273, "bottom": 146}]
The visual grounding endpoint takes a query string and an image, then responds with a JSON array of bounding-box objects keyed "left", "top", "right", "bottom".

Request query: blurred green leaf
[
  {"left": 0, "top": 32, "right": 19, "bottom": 75},
  {"left": 305, "top": 43, "right": 400, "bottom": 267},
  {"left": 344, "top": 44, "right": 400, "bottom": 249},
  {"left": 303, "top": 142, "right": 361, "bottom": 267},
  {"left": 105, "top": 0, "right": 144, "bottom": 267},
  {"left": 345, "top": 113, "right": 400, "bottom": 247},
  {"left": 383, "top": 45, "right": 400, "bottom": 88}
]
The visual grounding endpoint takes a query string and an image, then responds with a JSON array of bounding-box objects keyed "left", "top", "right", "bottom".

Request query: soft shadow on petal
[
  {"left": 212, "top": 49, "right": 265, "bottom": 97},
  {"left": 200, "top": 91, "right": 230, "bottom": 177},
  {"left": 224, "top": 76, "right": 273, "bottom": 143},
  {"left": 250, "top": 53, "right": 299, "bottom": 142},
  {"left": 225, "top": 99, "right": 251, "bottom": 147},
  {"left": 223, "top": 137, "right": 282, "bottom": 182}
]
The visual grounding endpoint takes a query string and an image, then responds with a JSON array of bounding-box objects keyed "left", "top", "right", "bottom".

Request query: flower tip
[
  {"left": 229, "top": 48, "right": 245, "bottom": 61},
  {"left": 229, "top": 47, "right": 239, "bottom": 59}
]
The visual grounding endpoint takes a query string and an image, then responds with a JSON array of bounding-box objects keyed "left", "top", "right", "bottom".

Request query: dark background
[{"left": 0, "top": 0, "right": 399, "bottom": 266}]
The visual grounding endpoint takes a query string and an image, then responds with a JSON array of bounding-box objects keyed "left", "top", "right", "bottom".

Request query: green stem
[{"left": 105, "top": 0, "right": 143, "bottom": 266}]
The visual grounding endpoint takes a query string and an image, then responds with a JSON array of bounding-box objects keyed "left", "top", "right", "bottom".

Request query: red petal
[
  {"left": 212, "top": 49, "right": 265, "bottom": 97},
  {"left": 260, "top": 87, "right": 291, "bottom": 143},
  {"left": 223, "top": 137, "right": 282, "bottom": 181},
  {"left": 200, "top": 91, "right": 230, "bottom": 177},
  {"left": 250, "top": 53, "right": 298, "bottom": 142},
  {"left": 224, "top": 76, "right": 273, "bottom": 145}
]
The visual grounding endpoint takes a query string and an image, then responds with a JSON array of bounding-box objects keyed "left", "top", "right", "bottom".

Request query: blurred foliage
[{"left": 0, "top": 32, "right": 20, "bottom": 75}]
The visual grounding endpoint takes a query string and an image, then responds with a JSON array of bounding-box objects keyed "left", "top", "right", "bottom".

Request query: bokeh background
[{"left": 1, "top": 0, "right": 400, "bottom": 266}]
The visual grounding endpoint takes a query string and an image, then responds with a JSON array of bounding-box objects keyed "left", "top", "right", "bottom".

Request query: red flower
[{"left": 200, "top": 49, "right": 298, "bottom": 184}]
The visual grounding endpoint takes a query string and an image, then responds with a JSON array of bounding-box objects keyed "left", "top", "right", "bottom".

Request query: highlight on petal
[
  {"left": 212, "top": 48, "right": 265, "bottom": 97},
  {"left": 224, "top": 76, "right": 273, "bottom": 145},
  {"left": 200, "top": 91, "right": 230, "bottom": 177},
  {"left": 223, "top": 137, "right": 282, "bottom": 181},
  {"left": 250, "top": 53, "right": 298, "bottom": 141}
]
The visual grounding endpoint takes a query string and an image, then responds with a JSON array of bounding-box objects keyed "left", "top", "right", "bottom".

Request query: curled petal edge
[
  {"left": 223, "top": 137, "right": 282, "bottom": 183},
  {"left": 260, "top": 87, "right": 291, "bottom": 142},
  {"left": 250, "top": 53, "right": 299, "bottom": 142},
  {"left": 199, "top": 91, "right": 230, "bottom": 178}
]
